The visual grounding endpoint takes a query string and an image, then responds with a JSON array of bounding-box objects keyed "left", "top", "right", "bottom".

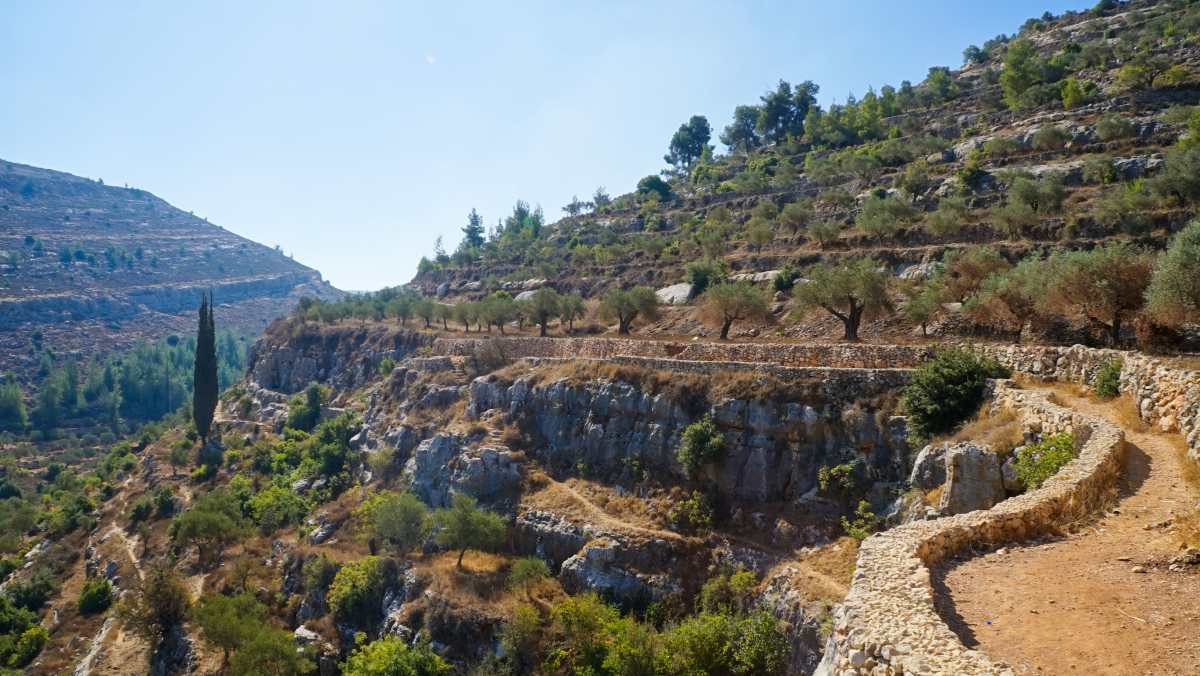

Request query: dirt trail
[{"left": 938, "top": 388, "right": 1200, "bottom": 675}]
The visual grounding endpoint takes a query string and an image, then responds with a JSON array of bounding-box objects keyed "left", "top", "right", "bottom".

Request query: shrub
[
  {"left": 925, "top": 196, "right": 968, "bottom": 237},
  {"left": 508, "top": 557, "right": 551, "bottom": 600},
  {"left": 354, "top": 491, "right": 431, "bottom": 554},
  {"left": 78, "top": 578, "right": 113, "bottom": 615},
  {"left": 856, "top": 194, "right": 917, "bottom": 240},
  {"left": 116, "top": 566, "right": 190, "bottom": 644},
  {"left": 1095, "top": 113, "right": 1134, "bottom": 141},
  {"left": 668, "top": 491, "right": 713, "bottom": 534},
  {"left": 676, "top": 415, "right": 725, "bottom": 477},
  {"left": 983, "top": 136, "right": 1021, "bottom": 158},
  {"left": 807, "top": 220, "right": 844, "bottom": 246},
  {"left": 1145, "top": 219, "right": 1200, "bottom": 327},
  {"left": 286, "top": 383, "right": 323, "bottom": 433},
  {"left": 6, "top": 571, "right": 57, "bottom": 611},
  {"left": 1093, "top": 359, "right": 1122, "bottom": 399},
  {"left": 229, "top": 628, "right": 314, "bottom": 676},
  {"left": 192, "top": 593, "right": 266, "bottom": 663},
  {"left": 772, "top": 265, "right": 800, "bottom": 292},
  {"left": 249, "top": 485, "right": 308, "bottom": 534},
  {"left": 1031, "top": 126, "right": 1070, "bottom": 151},
  {"left": 685, "top": 259, "right": 727, "bottom": 297},
  {"left": 327, "top": 556, "right": 398, "bottom": 628},
  {"left": 7, "top": 625, "right": 47, "bottom": 668},
  {"left": 342, "top": 637, "right": 450, "bottom": 676},
  {"left": 1082, "top": 156, "right": 1117, "bottom": 185},
  {"left": 128, "top": 495, "right": 154, "bottom": 524},
  {"left": 1014, "top": 433, "right": 1076, "bottom": 490},
  {"left": 901, "top": 348, "right": 1010, "bottom": 444},
  {"left": 841, "top": 500, "right": 878, "bottom": 541}
]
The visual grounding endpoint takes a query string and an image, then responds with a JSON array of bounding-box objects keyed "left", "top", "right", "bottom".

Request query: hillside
[
  {"left": 0, "top": 159, "right": 343, "bottom": 382},
  {"left": 6, "top": 2, "right": 1200, "bottom": 676},
  {"left": 406, "top": 0, "right": 1200, "bottom": 349}
]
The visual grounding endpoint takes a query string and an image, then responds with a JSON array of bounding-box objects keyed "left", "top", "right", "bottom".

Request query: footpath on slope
[{"left": 937, "top": 387, "right": 1200, "bottom": 675}]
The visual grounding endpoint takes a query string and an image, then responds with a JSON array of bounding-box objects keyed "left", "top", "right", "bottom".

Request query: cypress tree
[{"left": 193, "top": 292, "right": 218, "bottom": 444}]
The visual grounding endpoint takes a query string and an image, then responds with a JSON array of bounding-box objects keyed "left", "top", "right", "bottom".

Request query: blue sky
[{"left": 3, "top": 0, "right": 1086, "bottom": 291}]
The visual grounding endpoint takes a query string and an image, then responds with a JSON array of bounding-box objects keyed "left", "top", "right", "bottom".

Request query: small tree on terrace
[
  {"left": 117, "top": 565, "right": 191, "bottom": 645},
  {"left": 965, "top": 258, "right": 1044, "bottom": 343},
  {"left": 778, "top": 199, "right": 814, "bottom": 242},
  {"left": 1042, "top": 243, "right": 1154, "bottom": 345},
  {"left": 599, "top": 287, "right": 659, "bottom": 335},
  {"left": 700, "top": 282, "right": 771, "bottom": 340},
  {"left": 355, "top": 491, "right": 432, "bottom": 554},
  {"left": 1145, "top": 219, "right": 1200, "bottom": 327},
  {"left": 435, "top": 493, "right": 507, "bottom": 569},
  {"left": 528, "top": 288, "right": 562, "bottom": 337},
  {"left": 791, "top": 259, "right": 892, "bottom": 342},
  {"left": 558, "top": 293, "right": 585, "bottom": 333}
]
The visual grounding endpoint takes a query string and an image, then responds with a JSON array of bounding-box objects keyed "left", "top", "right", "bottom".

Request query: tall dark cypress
[{"left": 192, "top": 292, "right": 218, "bottom": 443}]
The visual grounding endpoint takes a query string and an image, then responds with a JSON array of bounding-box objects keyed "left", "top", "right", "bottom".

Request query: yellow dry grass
[{"left": 942, "top": 404, "right": 1024, "bottom": 455}]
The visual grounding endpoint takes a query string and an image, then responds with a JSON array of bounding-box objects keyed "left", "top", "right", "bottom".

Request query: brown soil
[{"left": 937, "top": 387, "right": 1200, "bottom": 675}]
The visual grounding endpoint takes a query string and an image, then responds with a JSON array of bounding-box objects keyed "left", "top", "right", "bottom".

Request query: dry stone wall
[
  {"left": 981, "top": 344, "right": 1200, "bottom": 461},
  {"left": 815, "top": 383, "right": 1125, "bottom": 675}
]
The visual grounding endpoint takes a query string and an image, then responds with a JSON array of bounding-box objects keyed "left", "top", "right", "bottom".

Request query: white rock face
[
  {"left": 938, "top": 442, "right": 1006, "bottom": 515},
  {"left": 655, "top": 282, "right": 692, "bottom": 305}
]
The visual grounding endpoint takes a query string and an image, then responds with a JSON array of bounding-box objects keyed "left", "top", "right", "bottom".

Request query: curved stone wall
[{"left": 815, "top": 383, "right": 1125, "bottom": 675}]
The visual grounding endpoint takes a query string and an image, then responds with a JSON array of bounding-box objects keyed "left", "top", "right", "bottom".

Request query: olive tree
[
  {"left": 791, "top": 259, "right": 892, "bottom": 341},
  {"left": 599, "top": 287, "right": 659, "bottom": 335},
  {"left": 1043, "top": 243, "right": 1154, "bottom": 345},
  {"left": 700, "top": 281, "right": 771, "bottom": 340},
  {"left": 1146, "top": 219, "right": 1200, "bottom": 327}
]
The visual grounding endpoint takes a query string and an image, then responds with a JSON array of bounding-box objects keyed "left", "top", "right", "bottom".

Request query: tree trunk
[
  {"left": 539, "top": 322, "right": 547, "bottom": 337},
  {"left": 720, "top": 318, "right": 733, "bottom": 340},
  {"left": 1110, "top": 313, "right": 1122, "bottom": 346},
  {"left": 844, "top": 305, "right": 863, "bottom": 342},
  {"left": 457, "top": 548, "right": 466, "bottom": 569}
]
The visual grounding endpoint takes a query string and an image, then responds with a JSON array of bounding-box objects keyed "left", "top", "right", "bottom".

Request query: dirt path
[
  {"left": 524, "top": 475, "right": 686, "bottom": 543},
  {"left": 938, "top": 388, "right": 1200, "bottom": 675}
]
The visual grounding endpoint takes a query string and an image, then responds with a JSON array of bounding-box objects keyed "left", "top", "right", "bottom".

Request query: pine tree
[
  {"left": 462, "top": 208, "right": 485, "bottom": 248},
  {"left": 192, "top": 292, "right": 218, "bottom": 444}
]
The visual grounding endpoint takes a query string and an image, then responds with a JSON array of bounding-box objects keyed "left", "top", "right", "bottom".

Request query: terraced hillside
[
  {"left": 0, "top": 159, "right": 343, "bottom": 381},
  {"left": 404, "top": 0, "right": 1200, "bottom": 348}
]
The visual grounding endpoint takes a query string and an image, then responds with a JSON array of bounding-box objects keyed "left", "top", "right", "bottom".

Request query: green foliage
[
  {"left": 354, "top": 491, "right": 431, "bottom": 554},
  {"left": 841, "top": 500, "right": 878, "bottom": 541},
  {"left": 1095, "top": 113, "right": 1134, "bottom": 141},
  {"left": 170, "top": 489, "right": 247, "bottom": 565},
  {"left": 791, "top": 259, "right": 892, "bottom": 341},
  {"left": 665, "top": 115, "right": 713, "bottom": 170},
  {"left": 77, "top": 578, "right": 113, "bottom": 615},
  {"left": 249, "top": 485, "right": 309, "bottom": 534},
  {"left": 598, "top": 287, "right": 659, "bottom": 335},
  {"left": 806, "top": 220, "right": 844, "bottom": 246},
  {"left": 901, "top": 348, "right": 1010, "bottom": 444},
  {"left": 116, "top": 566, "right": 191, "bottom": 644},
  {"left": 685, "top": 259, "right": 728, "bottom": 297},
  {"left": 1014, "top": 433, "right": 1077, "bottom": 490},
  {"left": 1093, "top": 359, "right": 1122, "bottom": 399},
  {"left": 676, "top": 415, "right": 725, "bottom": 477},
  {"left": 1150, "top": 145, "right": 1200, "bottom": 205},
  {"left": 965, "top": 257, "right": 1044, "bottom": 343},
  {"left": 817, "top": 460, "right": 864, "bottom": 498},
  {"left": 229, "top": 629, "right": 314, "bottom": 676},
  {"left": 1082, "top": 156, "right": 1117, "bottom": 185},
  {"left": 342, "top": 637, "right": 450, "bottom": 676},
  {"left": 435, "top": 494, "right": 507, "bottom": 568},
  {"left": 699, "top": 281, "right": 771, "bottom": 340},
  {"left": 4, "top": 625, "right": 47, "bottom": 668},
  {"left": 5, "top": 571, "right": 56, "bottom": 612},
  {"left": 1031, "top": 126, "right": 1070, "bottom": 151},
  {"left": 698, "top": 569, "right": 758, "bottom": 614},
  {"left": 668, "top": 491, "right": 714, "bottom": 534},
  {"left": 1042, "top": 243, "right": 1154, "bottom": 345},
  {"left": 128, "top": 495, "right": 154, "bottom": 524},
  {"left": 193, "top": 292, "right": 218, "bottom": 443},
  {"left": 192, "top": 593, "right": 267, "bottom": 661},
  {"left": 287, "top": 383, "right": 324, "bottom": 433},
  {"left": 328, "top": 556, "right": 399, "bottom": 628},
  {"left": 773, "top": 265, "right": 801, "bottom": 292},
  {"left": 1146, "top": 219, "right": 1200, "bottom": 327},
  {"left": 508, "top": 557, "right": 551, "bottom": 598},
  {"left": 636, "top": 175, "right": 672, "bottom": 202},
  {"left": 856, "top": 193, "right": 917, "bottom": 240},
  {"left": 0, "top": 380, "right": 26, "bottom": 433},
  {"left": 1095, "top": 180, "right": 1157, "bottom": 234}
]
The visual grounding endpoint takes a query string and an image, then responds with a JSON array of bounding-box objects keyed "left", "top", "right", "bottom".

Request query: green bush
[
  {"left": 77, "top": 578, "right": 113, "bottom": 615},
  {"left": 342, "top": 637, "right": 450, "bottom": 676},
  {"left": 1032, "top": 126, "right": 1070, "bottom": 151},
  {"left": 285, "top": 383, "right": 324, "bottom": 433},
  {"left": 7, "top": 625, "right": 47, "bottom": 667},
  {"left": 1014, "top": 433, "right": 1077, "bottom": 490},
  {"left": 327, "top": 557, "right": 398, "bottom": 629},
  {"left": 248, "top": 485, "right": 308, "bottom": 534},
  {"left": 841, "top": 500, "right": 878, "bottom": 541},
  {"left": 1093, "top": 359, "right": 1122, "bottom": 399},
  {"left": 128, "top": 495, "right": 154, "bottom": 524},
  {"left": 772, "top": 265, "right": 801, "bottom": 292},
  {"left": 686, "top": 259, "right": 727, "bottom": 297},
  {"left": 1095, "top": 113, "right": 1134, "bottom": 141},
  {"left": 668, "top": 491, "right": 713, "bottom": 533},
  {"left": 676, "top": 415, "right": 726, "bottom": 477},
  {"left": 901, "top": 348, "right": 1010, "bottom": 444}
]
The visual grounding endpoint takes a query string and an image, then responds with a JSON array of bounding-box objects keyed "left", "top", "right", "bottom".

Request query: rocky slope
[{"left": 0, "top": 158, "right": 343, "bottom": 380}]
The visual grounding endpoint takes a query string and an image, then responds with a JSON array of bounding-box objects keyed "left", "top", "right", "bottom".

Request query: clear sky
[{"left": 3, "top": 0, "right": 1087, "bottom": 291}]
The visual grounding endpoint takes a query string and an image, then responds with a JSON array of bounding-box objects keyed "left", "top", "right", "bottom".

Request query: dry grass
[
  {"left": 924, "top": 484, "right": 945, "bottom": 507},
  {"left": 803, "top": 537, "right": 860, "bottom": 589},
  {"left": 943, "top": 404, "right": 1024, "bottom": 455},
  {"left": 422, "top": 551, "right": 567, "bottom": 613}
]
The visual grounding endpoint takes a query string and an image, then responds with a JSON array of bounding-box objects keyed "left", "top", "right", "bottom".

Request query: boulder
[
  {"left": 559, "top": 539, "right": 678, "bottom": 610},
  {"left": 1001, "top": 455, "right": 1022, "bottom": 492},
  {"left": 655, "top": 283, "right": 692, "bottom": 305},
  {"left": 938, "top": 443, "right": 1006, "bottom": 515},
  {"left": 909, "top": 444, "right": 948, "bottom": 490},
  {"left": 405, "top": 434, "right": 523, "bottom": 509}
]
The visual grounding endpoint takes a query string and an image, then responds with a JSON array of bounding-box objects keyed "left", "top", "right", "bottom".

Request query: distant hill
[{"left": 0, "top": 159, "right": 343, "bottom": 382}]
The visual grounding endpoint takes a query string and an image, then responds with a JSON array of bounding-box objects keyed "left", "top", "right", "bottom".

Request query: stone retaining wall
[
  {"left": 981, "top": 344, "right": 1200, "bottom": 461},
  {"left": 430, "top": 336, "right": 935, "bottom": 369},
  {"left": 815, "top": 383, "right": 1125, "bottom": 675}
]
